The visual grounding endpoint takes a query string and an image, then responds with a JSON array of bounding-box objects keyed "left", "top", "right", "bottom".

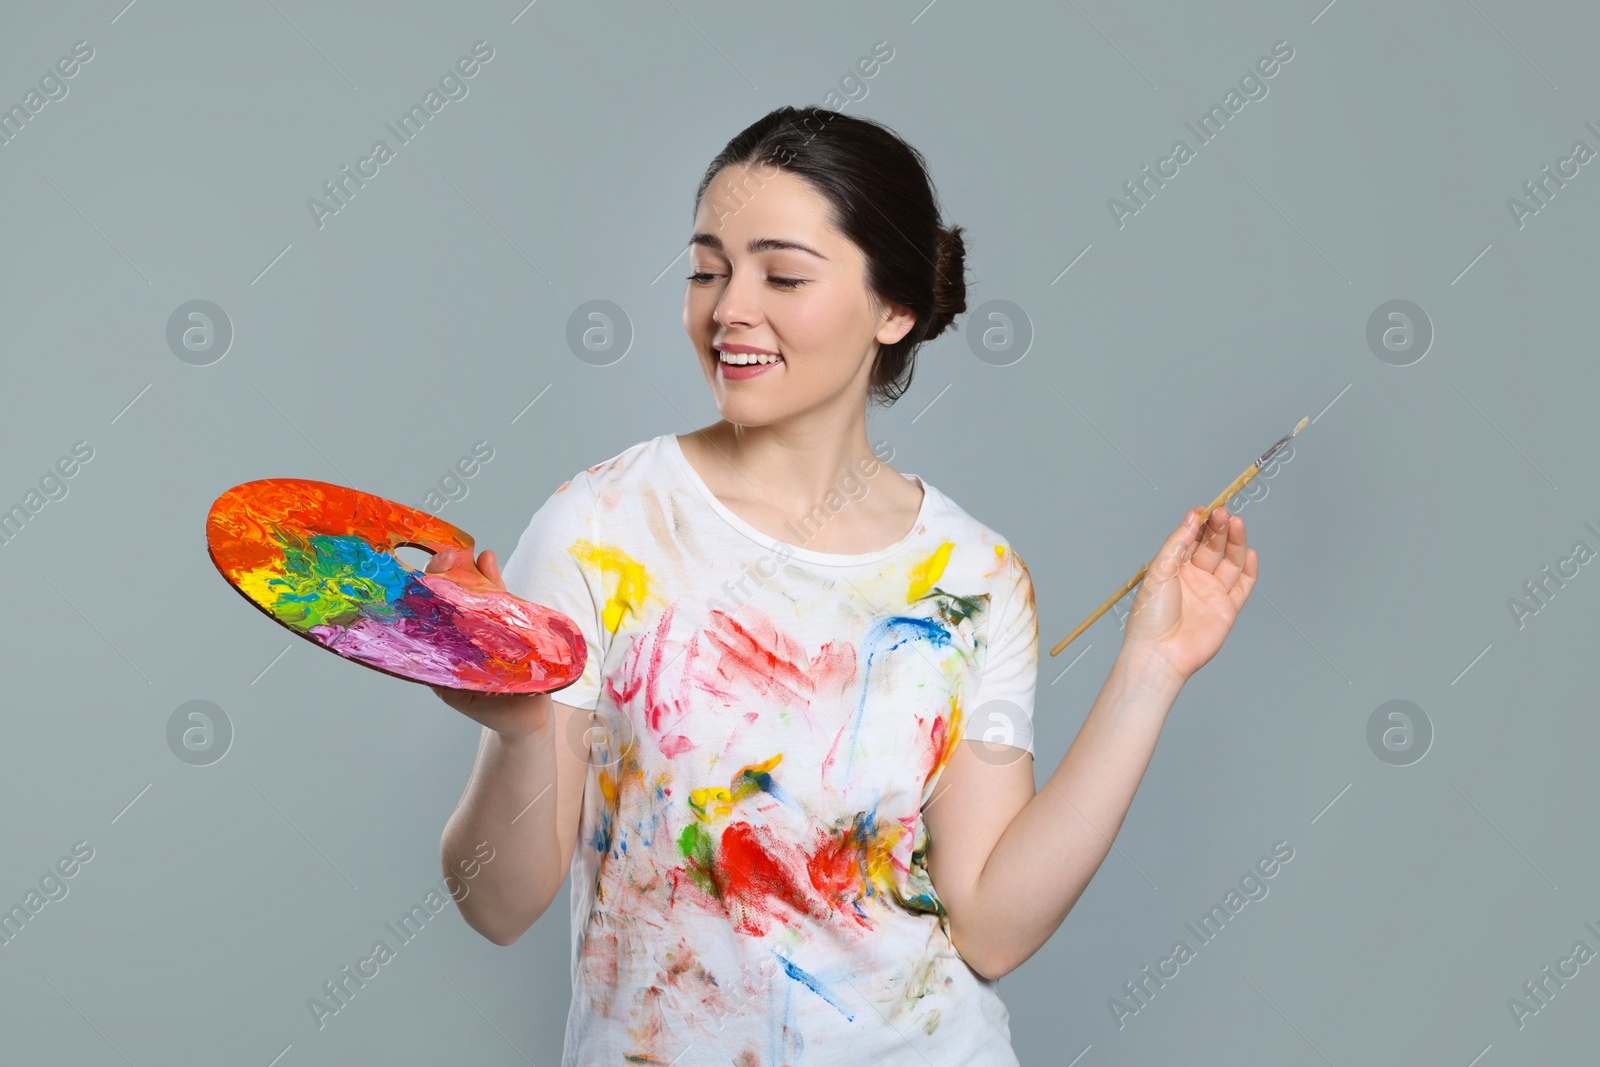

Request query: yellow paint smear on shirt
[
  {"left": 690, "top": 787, "right": 732, "bottom": 822},
  {"left": 570, "top": 539, "right": 648, "bottom": 633},
  {"left": 906, "top": 541, "right": 954, "bottom": 602},
  {"left": 854, "top": 818, "right": 910, "bottom": 902},
  {"left": 691, "top": 753, "right": 785, "bottom": 822}
]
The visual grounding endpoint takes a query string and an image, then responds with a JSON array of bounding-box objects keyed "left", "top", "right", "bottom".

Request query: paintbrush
[{"left": 1048, "top": 415, "right": 1309, "bottom": 657}]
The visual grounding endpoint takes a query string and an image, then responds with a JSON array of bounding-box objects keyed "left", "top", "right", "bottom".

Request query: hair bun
[{"left": 925, "top": 223, "right": 968, "bottom": 341}]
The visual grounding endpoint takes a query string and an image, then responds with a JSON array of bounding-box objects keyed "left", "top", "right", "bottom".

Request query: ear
[{"left": 876, "top": 300, "right": 918, "bottom": 346}]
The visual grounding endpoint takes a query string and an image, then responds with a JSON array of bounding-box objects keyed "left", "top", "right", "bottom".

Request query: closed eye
[{"left": 687, "top": 272, "right": 806, "bottom": 290}]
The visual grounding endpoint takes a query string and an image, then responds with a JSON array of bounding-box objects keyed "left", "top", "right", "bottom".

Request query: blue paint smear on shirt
[
  {"left": 845, "top": 615, "right": 952, "bottom": 780},
  {"left": 776, "top": 952, "right": 856, "bottom": 1021}
]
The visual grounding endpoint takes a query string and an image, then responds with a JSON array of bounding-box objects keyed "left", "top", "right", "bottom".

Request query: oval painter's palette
[{"left": 205, "top": 478, "right": 587, "bottom": 694}]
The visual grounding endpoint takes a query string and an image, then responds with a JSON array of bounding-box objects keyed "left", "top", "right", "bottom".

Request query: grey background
[{"left": 1, "top": 0, "right": 1595, "bottom": 1063}]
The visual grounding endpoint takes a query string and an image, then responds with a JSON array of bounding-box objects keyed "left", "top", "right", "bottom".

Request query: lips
[
  {"left": 714, "top": 344, "right": 782, "bottom": 364},
  {"left": 716, "top": 350, "right": 783, "bottom": 380}
]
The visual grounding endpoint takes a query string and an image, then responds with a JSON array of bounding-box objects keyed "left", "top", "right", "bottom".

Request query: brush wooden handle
[{"left": 1047, "top": 461, "right": 1263, "bottom": 657}]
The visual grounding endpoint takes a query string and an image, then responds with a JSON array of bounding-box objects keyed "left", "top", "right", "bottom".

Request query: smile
[{"left": 716, "top": 349, "right": 784, "bottom": 380}]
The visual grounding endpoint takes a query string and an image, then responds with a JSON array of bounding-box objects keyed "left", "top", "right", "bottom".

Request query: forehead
[{"left": 692, "top": 163, "right": 840, "bottom": 243}]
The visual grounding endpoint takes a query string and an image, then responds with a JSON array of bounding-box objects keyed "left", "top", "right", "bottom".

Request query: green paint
[{"left": 677, "top": 822, "right": 720, "bottom": 900}]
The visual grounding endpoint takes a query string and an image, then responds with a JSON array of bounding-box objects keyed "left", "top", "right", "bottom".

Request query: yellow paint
[
  {"left": 691, "top": 753, "right": 786, "bottom": 821},
  {"left": 906, "top": 542, "right": 954, "bottom": 602},
  {"left": 689, "top": 787, "right": 732, "bottom": 822},
  {"left": 736, "top": 753, "right": 783, "bottom": 778},
  {"left": 236, "top": 567, "right": 288, "bottom": 612},
  {"left": 863, "top": 825, "right": 906, "bottom": 891},
  {"left": 570, "top": 539, "right": 648, "bottom": 633},
  {"left": 730, "top": 752, "right": 783, "bottom": 802}
]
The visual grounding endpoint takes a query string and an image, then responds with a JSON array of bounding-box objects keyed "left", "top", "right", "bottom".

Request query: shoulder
[
  {"left": 530, "top": 435, "right": 668, "bottom": 514},
  {"left": 572, "top": 434, "right": 673, "bottom": 498},
  {"left": 917, "top": 479, "right": 1026, "bottom": 572},
  {"left": 902, "top": 480, "right": 1032, "bottom": 623},
  {"left": 512, "top": 436, "right": 664, "bottom": 536}
]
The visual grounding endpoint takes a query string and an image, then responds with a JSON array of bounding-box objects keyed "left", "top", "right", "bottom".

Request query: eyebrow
[{"left": 688, "top": 233, "right": 829, "bottom": 260}]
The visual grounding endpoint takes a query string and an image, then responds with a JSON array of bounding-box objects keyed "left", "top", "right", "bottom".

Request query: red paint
[
  {"left": 716, "top": 821, "right": 824, "bottom": 936},
  {"left": 703, "top": 611, "right": 857, "bottom": 711},
  {"left": 806, "top": 835, "right": 873, "bottom": 930},
  {"left": 925, "top": 714, "right": 948, "bottom": 783}
]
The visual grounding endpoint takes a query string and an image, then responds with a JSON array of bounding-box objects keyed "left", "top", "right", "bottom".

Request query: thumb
[{"left": 426, "top": 547, "right": 456, "bottom": 573}]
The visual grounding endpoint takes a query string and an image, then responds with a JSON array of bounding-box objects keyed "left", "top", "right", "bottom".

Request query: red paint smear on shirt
[
  {"left": 716, "top": 820, "right": 826, "bottom": 936},
  {"left": 923, "top": 714, "right": 949, "bottom": 785},
  {"left": 806, "top": 835, "right": 876, "bottom": 931},
  {"left": 702, "top": 610, "right": 857, "bottom": 713}
]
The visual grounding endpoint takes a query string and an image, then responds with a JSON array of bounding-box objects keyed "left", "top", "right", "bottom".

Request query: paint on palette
[{"left": 205, "top": 477, "right": 586, "bottom": 693}]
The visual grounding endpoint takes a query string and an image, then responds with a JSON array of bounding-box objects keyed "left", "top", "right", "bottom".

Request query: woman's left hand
[{"left": 1121, "top": 506, "right": 1259, "bottom": 684}]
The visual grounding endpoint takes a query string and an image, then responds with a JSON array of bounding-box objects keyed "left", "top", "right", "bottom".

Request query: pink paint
[
  {"left": 658, "top": 734, "right": 695, "bottom": 759},
  {"left": 607, "top": 605, "right": 705, "bottom": 752}
]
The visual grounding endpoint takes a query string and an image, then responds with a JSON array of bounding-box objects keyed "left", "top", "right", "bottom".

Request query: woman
[{"left": 434, "top": 106, "right": 1257, "bottom": 1066}]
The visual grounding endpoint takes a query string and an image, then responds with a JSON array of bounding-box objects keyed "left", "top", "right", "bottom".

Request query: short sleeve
[
  {"left": 969, "top": 546, "right": 1038, "bottom": 757},
  {"left": 498, "top": 469, "right": 606, "bottom": 711}
]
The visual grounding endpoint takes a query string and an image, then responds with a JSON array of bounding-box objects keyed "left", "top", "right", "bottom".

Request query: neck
[{"left": 699, "top": 413, "right": 886, "bottom": 510}]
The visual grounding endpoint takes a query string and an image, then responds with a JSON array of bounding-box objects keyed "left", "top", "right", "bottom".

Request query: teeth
[{"left": 718, "top": 351, "right": 782, "bottom": 365}]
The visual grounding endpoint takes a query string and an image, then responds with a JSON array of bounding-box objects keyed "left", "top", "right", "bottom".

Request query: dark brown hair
[{"left": 693, "top": 106, "right": 968, "bottom": 407}]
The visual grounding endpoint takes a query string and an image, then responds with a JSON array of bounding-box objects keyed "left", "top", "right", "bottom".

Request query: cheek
[{"left": 783, "top": 296, "right": 872, "bottom": 373}]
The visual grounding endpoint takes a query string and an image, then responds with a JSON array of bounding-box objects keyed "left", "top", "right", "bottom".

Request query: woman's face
[{"left": 682, "top": 162, "right": 915, "bottom": 427}]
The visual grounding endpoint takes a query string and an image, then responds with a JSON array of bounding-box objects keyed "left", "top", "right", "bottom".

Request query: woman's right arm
[{"left": 431, "top": 546, "right": 593, "bottom": 946}]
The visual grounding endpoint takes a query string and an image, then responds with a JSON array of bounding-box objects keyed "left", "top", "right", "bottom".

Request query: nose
[{"left": 712, "top": 271, "right": 759, "bottom": 329}]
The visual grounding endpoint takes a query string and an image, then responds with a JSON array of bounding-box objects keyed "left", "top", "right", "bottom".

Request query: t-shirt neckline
[{"left": 662, "top": 433, "right": 933, "bottom": 568}]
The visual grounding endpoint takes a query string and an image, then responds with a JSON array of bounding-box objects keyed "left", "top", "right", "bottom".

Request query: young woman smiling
[{"left": 434, "top": 106, "right": 1258, "bottom": 1066}]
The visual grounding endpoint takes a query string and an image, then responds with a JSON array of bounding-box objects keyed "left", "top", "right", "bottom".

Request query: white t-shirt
[{"left": 500, "top": 433, "right": 1039, "bottom": 1067}]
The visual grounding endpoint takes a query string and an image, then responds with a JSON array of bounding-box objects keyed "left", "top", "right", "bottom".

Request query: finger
[
  {"left": 1189, "top": 506, "right": 1231, "bottom": 573},
  {"left": 1148, "top": 509, "right": 1203, "bottom": 584},
  {"left": 479, "top": 549, "right": 505, "bottom": 588},
  {"left": 426, "top": 547, "right": 456, "bottom": 573},
  {"left": 1229, "top": 548, "right": 1259, "bottom": 611},
  {"left": 1213, "top": 515, "right": 1249, "bottom": 590}
]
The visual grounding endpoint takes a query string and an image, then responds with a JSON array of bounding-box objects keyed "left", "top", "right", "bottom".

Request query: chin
[{"left": 712, "top": 399, "right": 779, "bottom": 428}]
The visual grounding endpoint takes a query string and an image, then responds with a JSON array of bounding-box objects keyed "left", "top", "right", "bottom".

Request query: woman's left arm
[{"left": 924, "top": 505, "right": 1258, "bottom": 981}]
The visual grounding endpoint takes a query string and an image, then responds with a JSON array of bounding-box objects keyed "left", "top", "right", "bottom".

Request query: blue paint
[
  {"left": 845, "top": 616, "right": 952, "bottom": 779},
  {"left": 733, "top": 763, "right": 800, "bottom": 811},
  {"left": 776, "top": 952, "right": 856, "bottom": 1021},
  {"left": 271, "top": 533, "right": 414, "bottom": 615}
]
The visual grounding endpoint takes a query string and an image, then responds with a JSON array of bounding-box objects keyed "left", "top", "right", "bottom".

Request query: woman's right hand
[{"left": 425, "top": 546, "right": 556, "bottom": 741}]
